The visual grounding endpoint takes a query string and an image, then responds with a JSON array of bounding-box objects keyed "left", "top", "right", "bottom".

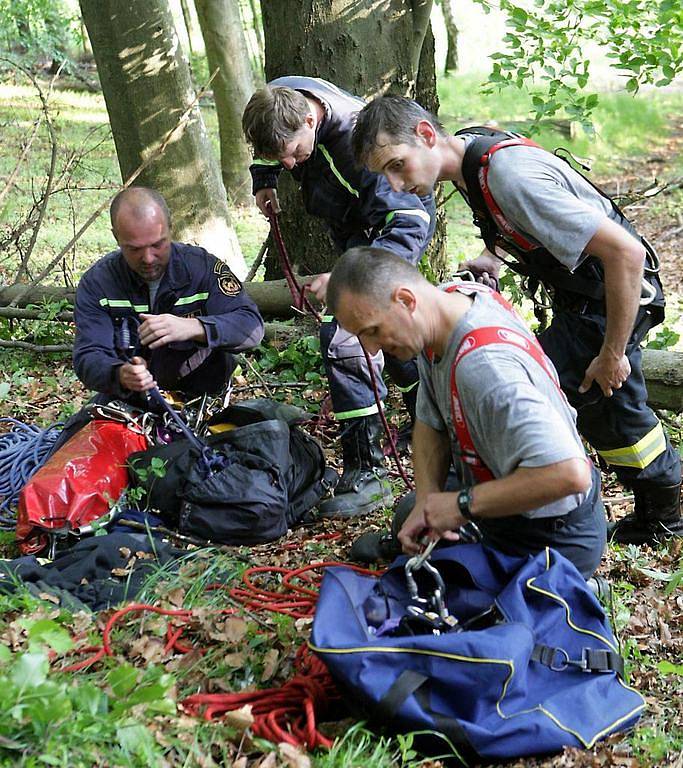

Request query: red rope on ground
[{"left": 57, "top": 560, "right": 382, "bottom": 751}]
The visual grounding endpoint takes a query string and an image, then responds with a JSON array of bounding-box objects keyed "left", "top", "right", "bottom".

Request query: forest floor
[{"left": 0, "top": 74, "right": 681, "bottom": 767}]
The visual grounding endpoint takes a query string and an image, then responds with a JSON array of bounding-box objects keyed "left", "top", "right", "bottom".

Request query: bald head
[
  {"left": 327, "top": 246, "right": 430, "bottom": 316},
  {"left": 110, "top": 187, "right": 171, "bottom": 236},
  {"left": 110, "top": 187, "right": 172, "bottom": 282}
]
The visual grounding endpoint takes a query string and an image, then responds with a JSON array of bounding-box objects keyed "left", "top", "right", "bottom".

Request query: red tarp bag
[{"left": 16, "top": 420, "right": 148, "bottom": 554}]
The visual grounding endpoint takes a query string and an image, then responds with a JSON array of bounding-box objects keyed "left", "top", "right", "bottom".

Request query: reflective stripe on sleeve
[
  {"left": 318, "top": 145, "right": 359, "bottom": 197},
  {"left": 99, "top": 298, "right": 149, "bottom": 312},
  {"left": 384, "top": 209, "right": 432, "bottom": 227},
  {"left": 174, "top": 292, "right": 209, "bottom": 307}
]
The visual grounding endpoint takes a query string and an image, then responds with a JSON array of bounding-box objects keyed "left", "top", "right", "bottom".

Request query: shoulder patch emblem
[{"left": 214, "top": 261, "right": 242, "bottom": 296}]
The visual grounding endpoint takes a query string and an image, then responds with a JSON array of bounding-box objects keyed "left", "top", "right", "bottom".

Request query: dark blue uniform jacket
[
  {"left": 250, "top": 76, "right": 435, "bottom": 264},
  {"left": 73, "top": 243, "right": 264, "bottom": 397}
]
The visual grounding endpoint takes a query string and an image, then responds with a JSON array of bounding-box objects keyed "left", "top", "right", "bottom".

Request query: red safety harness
[
  {"left": 428, "top": 282, "right": 566, "bottom": 482},
  {"left": 476, "top": 136, "right": 543, "bottom": 253}
]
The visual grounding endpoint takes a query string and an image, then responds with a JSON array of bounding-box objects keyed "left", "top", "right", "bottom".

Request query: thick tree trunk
[
  {"left": 194, "top": 0, "right": 255, "bottom": 206},
  {"left": 79, "top": 0, "right": 247, "bottom": 277},
  {"left": 441, "top": 0, "right": 459, "bottom": 73},
  {"left": 260, "top": 0, "right": 447, "bottom": 280}
]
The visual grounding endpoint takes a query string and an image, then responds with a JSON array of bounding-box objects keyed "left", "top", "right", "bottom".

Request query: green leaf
[
  {"left": 658, "top": 660, "right": 683, "bottom": 677},
  {"left": 26, "top": 619, "right": 73, "bottom": 654},
  {"left": 0, "top": 382, "right": 10, "bottom": 401},
  {"left": 11, "top": 652, "right": 49, "bottom": 688},
  {"left": 107, "top": 664, "right": 138, "bottom": 697},
  {"left": 0, "top": 644, "right": 12, "bottom": 662},
  {"left": 117, "top": 721, "right": 156, "bottom": 758},
  {"left": 585, "top": 93, "right": 599, "bottom": 108},
  {"left": 512, "top": 7, "right": 529, "bottom": 23},
  {"left": 26, "top": 684, "right": 72, "bottom": 724}
]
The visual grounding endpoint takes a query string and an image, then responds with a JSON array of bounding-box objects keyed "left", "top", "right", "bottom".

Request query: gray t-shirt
[
  {"left": 457, "top": 135, "right": 640, "bottom": 270},
  {"left": 416, "top": 284, "right": 588, "bottom": 518},
  {"left": 146, "top": 278, "right": 162, "bottom": 310}
]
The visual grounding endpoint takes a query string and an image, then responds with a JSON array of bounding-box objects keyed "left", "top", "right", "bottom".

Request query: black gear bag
[{"left": 127, "top": 399, "right": 336, "bottom": 545}]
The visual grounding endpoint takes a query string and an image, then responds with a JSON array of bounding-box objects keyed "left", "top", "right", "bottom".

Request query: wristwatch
[{"left": 457, "top": 487, "right": 476, "bottom": 520}]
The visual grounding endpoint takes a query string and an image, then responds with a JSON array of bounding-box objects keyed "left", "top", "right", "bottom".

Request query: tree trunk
[
  {"left": 441, "top": 0, "right": 459, "bottom": 73},
  {"left": 260, "top": 0, "right": 447, "bottom": 280},
  {"left": 79, "top": 0, "right": 247, "bottom": 277},
  {"left": 194, "top": 0, "right": 255, "bottom": 206},
  {"left": 244, "top": 0, "right": 265, "bottom": 76},
  {"left": 178, "top": 0, "right": 196, "bottom": 57}
]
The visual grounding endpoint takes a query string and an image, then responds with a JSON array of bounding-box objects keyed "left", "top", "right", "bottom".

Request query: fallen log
[
  {"left": 0, "top": 279, "right": 312, "bottom": 319},
  {"left": 641, "top": 349, "right": 683, "bottom": 412}
]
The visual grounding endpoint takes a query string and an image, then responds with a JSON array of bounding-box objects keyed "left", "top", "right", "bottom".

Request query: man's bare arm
[
  {"left": 423, "top": 457, "right": 592, "bottom": 540},
  {"left": 398, "top": 419, "right": 451, "bottom": 553},
  {"left": 579, "top": 218, "right": 645, "bottom": 397}
]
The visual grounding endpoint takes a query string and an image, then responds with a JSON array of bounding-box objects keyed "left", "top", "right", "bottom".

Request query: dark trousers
[
  {"left": 319, "top": 318, "right": 419, "bottom": 419},
  {"left": 538, "top": 309, "right": 680, "bottom": 488}
]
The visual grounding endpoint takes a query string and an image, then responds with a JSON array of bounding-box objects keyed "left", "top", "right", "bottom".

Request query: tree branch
[{"left": 7, "top": 69, "right": 220, "bottom": 309}]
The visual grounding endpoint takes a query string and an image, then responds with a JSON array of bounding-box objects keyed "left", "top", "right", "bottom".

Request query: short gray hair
[
  {"left": 327, "top": 246, "right": 429, "bottom": 315},
  {"left": 352, "top": 96, "right": 447, "bottom": 166}
]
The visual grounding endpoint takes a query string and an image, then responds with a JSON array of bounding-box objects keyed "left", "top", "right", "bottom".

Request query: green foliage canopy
[{"left": 476, "top": 0, "right": 682, "bottom": 129}]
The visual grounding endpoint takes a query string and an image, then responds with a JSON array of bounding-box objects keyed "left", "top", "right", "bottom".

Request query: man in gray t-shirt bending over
[
  {"left": 327, "top": 247, "right": 606, "bottom": 579},
  {"left": 350, "top": 96, "right": 682, "bottom": 547}
]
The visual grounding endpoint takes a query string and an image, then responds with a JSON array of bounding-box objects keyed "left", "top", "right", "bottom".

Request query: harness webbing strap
[
  {"left": 531, "top": 644, "right": 625, "bottom": 678},
  {"left": 376, "top": 669, "right": 428, "bottom": 720},
  {"left": 478, "top": 136, "right": 541, "bottom": 253},
  {"left": 444, "top": 283, "right": 566, "bottom": 483}
]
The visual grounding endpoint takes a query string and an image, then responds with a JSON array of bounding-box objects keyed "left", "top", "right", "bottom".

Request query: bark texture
[
  {"left": 79, "top": 0, "right": 247, "bottom": 276},
  {"left": 194, "top": 0, "right": 255, "bottom": 205}
]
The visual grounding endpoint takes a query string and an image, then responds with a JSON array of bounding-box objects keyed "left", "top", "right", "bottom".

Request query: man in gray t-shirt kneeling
[{"left": 328, "top": 247, "right": 606, "bottom": 579}]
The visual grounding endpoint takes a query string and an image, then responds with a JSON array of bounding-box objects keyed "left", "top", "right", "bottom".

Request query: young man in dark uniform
[{"left": 242, "top": 77, "right": 437, "bottom": 517}]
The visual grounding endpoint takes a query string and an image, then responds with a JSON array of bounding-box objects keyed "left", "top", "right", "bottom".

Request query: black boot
[
  {"left": 610, "top": 481, "right": 683, "bottom": 545},
  {"left": 349, "top": 490, "right": 414, "bottom": 563},
  {"left": 318, "top": 414, "right": 393, "bottom": 518}
]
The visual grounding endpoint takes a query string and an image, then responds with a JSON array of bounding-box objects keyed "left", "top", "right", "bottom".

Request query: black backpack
[{"left": 127, "top": 399, "right": 337, "bottom": 546}]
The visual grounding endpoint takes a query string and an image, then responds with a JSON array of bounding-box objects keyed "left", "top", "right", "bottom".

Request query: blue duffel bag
[{"left": 310, "top": 544, "right": 644, "bottom": 764}]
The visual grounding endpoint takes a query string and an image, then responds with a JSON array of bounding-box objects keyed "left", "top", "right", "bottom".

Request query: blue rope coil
[{"left": 0, "top": 418, "right": 62, "bottom": 529}]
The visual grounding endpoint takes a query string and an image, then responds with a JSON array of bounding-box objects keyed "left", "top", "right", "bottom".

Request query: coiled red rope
[{"left": 59, "top": 559, "right": 381, "bottom": 751}]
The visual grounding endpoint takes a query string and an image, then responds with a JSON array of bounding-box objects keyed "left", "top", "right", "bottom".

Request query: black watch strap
[{"left": 457, "top": 487, "right": 475, "bottom": 520}]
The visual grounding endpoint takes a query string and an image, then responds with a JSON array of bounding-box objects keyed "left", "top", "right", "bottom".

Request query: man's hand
[
  {"left": 459, "top": 248, "right": 501, "bottom": 289},
  {"left": 118, "top": 356, "right": 156, "bottom": 392},
  {"left": 138, "top": 313, "right": 206, "bottom": 350},
  {"left": 579, "top": 350, "right": 631, "bottom": 397},
  {"left": 254, "top": 188, "right": 281, "bottom": 218},
  {"left": 397, "top": 501, "right": 430, "bottom": 554},
  {"left": 308, "top": 272, "right": 331, "bottom": 302},
  {"left": 423, "top": 492, "right": 466, "bottom": 542}
]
